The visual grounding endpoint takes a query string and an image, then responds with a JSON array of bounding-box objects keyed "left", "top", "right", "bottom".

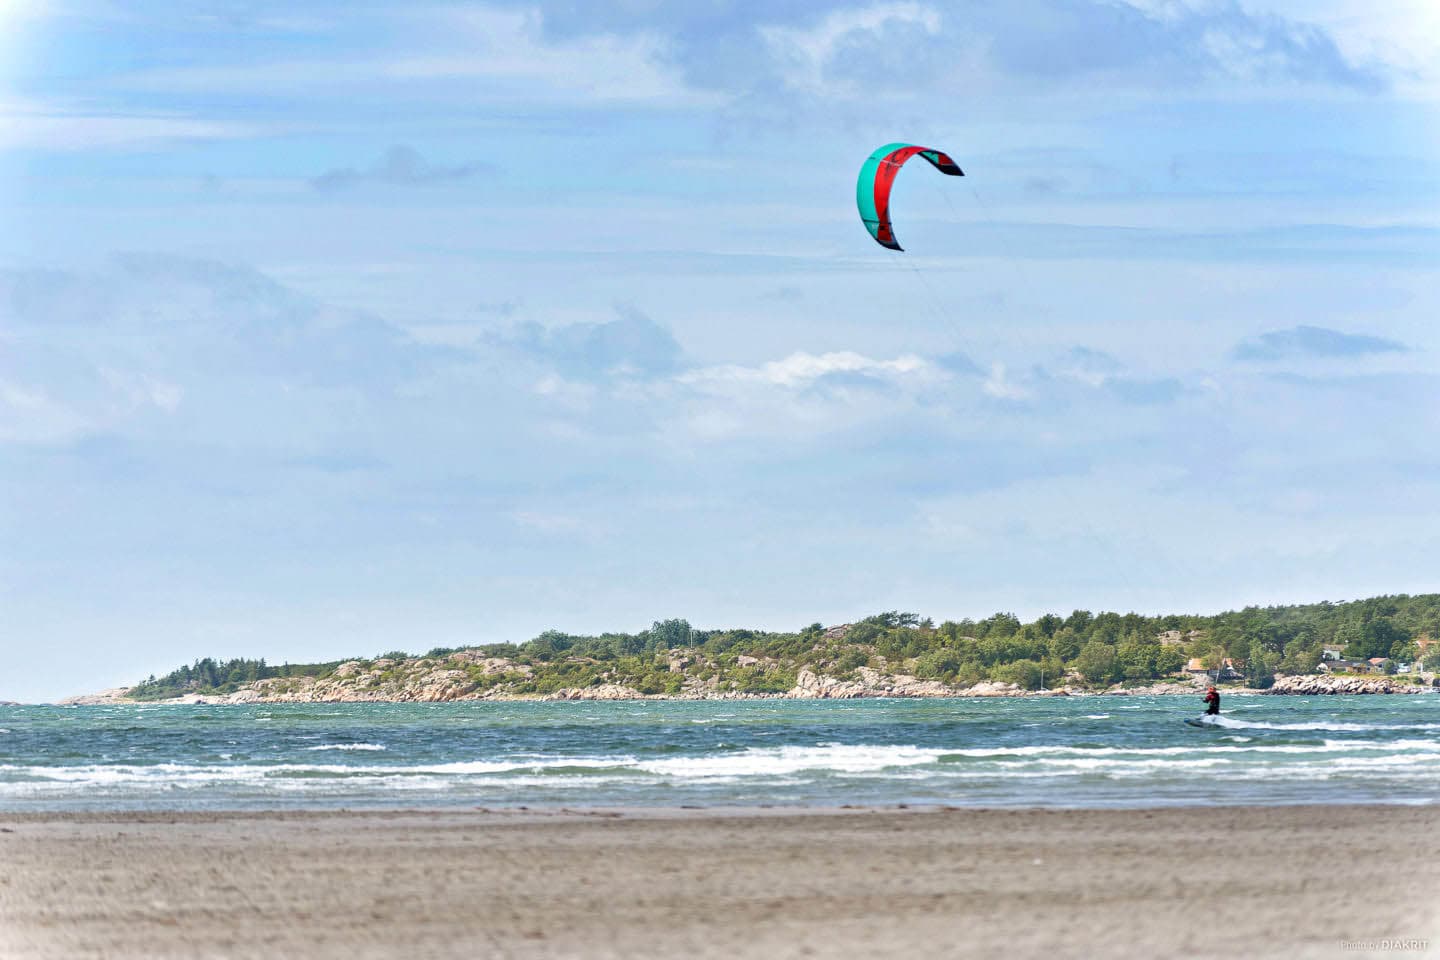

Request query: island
[{"left": 69, "top": 594, "right": 1440, "bottom": 704}]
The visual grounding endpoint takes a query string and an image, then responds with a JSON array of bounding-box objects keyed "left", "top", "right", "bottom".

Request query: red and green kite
[{"left": 856, "top": 143, "right": 964, "bottom": 251}]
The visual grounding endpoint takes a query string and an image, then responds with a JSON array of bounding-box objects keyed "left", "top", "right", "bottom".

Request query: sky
[{"left": 2, "top": 1, "right": 1438, "bottom": 702}]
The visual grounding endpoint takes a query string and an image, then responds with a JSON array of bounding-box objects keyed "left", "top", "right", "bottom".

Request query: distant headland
[{"left": 59, "top": 594, "right": 1440, "bottom": 705}]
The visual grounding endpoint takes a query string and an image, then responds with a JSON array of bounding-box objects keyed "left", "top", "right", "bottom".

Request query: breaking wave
[{"left": 1200, "top": 715, "right": 1440, "bottom": 733}]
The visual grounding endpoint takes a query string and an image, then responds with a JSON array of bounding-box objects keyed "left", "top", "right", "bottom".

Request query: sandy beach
[{"left": 1, "top": 804, "right": 1436, "bottom": 959}]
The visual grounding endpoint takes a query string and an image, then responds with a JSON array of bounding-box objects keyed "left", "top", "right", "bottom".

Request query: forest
[{"left": 127, "top": 593, "right": 1440, "bottom": 700}]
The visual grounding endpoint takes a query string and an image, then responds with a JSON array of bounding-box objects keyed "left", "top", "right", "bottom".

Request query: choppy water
[{"left": 1, "top": 695, "right": 1437, "bottom": 811}]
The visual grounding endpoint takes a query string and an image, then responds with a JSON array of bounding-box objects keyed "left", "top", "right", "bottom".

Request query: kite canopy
[{"left": 856, "top": 143, "right": 964, "bottom": 251}]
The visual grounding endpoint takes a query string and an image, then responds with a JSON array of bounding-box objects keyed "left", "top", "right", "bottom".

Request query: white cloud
[
  {"left": 0, "top": 96, "right": 260, "bottom": 151},
  {"left": 387, "top": 7, "right": 709, "bottom": 105},
  {"left": 680, "top": 350, "right": 926, "bottom": 388},
  {"left": 98, "top": 367, "right": 183, "bottom": 415},
  {"left": 0, "top": 0, "right": 51, "bottom": 85},
  {"left": 1059, "top": 348, "right": 1121, "bottom": 388},
  {"left": 0, "top": 0, "right": 50, "bottom": 22},
  {"left": 511, "top": 509, "right": 592, "bottom": 537},
  {"left": 981, "top": 362, "right": 1029, "bottom": 400},
  {"left": 531, "top": 373, "right": 596, "bottom": 414},
  {"left": 111, "top": 7, "right": 714, "bottom": 109},
  {"left": 1240, "top": 0, "right": 1440, "bottom": 98},
  {"left": 1118, "top": 0, "right": 1424, "bottom": 96},
  {"left": 0, "top": 377, "right": 88, "bottom": 444},
  {"left": 655, "top": 350, "right": 941, "bottom": 445},
  {"left": 760, "top": 2, "right": 943, "bottom": 94}
]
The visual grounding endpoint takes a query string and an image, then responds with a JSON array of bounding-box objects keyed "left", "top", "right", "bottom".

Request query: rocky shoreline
[
  {"left": 56, "top": 664, "right": 1436, "bottom": 706},
  {"left": 1263, "top": 674, "right": 1436, "bottom": 695}
]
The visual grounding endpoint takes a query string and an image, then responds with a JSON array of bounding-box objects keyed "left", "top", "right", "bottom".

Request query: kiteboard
[{"left": 1184, "top": 716, "right": 1222, "bottom": 728}]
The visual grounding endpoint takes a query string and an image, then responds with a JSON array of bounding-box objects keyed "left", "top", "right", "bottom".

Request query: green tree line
[{"left": 127, "top": 594, "right": 1440, "bottom": 699}]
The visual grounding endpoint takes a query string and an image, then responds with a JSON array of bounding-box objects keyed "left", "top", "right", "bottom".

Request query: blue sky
[{"left": 2, "top": 1, "right": 1438, "bottom": 701}]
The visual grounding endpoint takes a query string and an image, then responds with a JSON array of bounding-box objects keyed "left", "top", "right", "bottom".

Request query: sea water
[{"left": 1, "top": 695, "right": 1436, "bottom": 811}]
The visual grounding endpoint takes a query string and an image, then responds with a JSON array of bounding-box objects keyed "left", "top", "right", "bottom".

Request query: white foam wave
[
  {"left": 398, "top": 757, "right": 640, "bottom": 775},
  {"left": 4, "top": 732, "right": 1439, "bottom": 798},
  {"left": 939, "top": 742, "right": 1439, "bottom": 758},
  {"left": 1205, "top": 716, "right": 1440, "bottom": 732},
  {"left": 636, "top": 744, "right": 945, "bottom": 778},
  {"left": 17, "top": 740, "right": 1426, "bottom": 786}
]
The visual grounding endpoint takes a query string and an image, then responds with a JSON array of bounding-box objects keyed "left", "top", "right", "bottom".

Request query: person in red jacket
[{"left": 1203, "top": 686, "right": 1221, "bottom": 716}]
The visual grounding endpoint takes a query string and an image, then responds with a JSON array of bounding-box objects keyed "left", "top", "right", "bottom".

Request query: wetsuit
[{"left": 1203, "top": 690, "right": 1220, "bottom": 715}]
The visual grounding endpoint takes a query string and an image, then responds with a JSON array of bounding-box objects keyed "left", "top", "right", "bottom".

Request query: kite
[{"left": 856, "top": 143, "right": 964, "bottom": 251}]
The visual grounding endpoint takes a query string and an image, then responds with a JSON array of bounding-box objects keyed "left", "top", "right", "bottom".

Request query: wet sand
[{"left": 2, "top": 805, "right": 1437, "bottom": 959}]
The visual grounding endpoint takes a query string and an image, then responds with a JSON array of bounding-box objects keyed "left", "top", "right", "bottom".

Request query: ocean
[{"left": 2, "top": 695, "right": 1437, "bottom": 811}]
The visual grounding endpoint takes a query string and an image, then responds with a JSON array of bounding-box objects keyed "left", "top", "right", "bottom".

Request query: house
[
  {"left": 1185, "top": 657, "right": 1243, "bottom": 681},
  {"left": 1321, "top": 647, "right": 1344, "bottom": 662},
  {"left": 1318, "top": 660, "right": 1369, "bottom": 674},
  {"left": 1368, "top": 657, "right": 1392, "bottom": 672}
]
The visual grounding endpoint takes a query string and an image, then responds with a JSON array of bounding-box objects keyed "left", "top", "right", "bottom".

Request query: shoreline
[
  {"left": 4, "top": 804, "right": 1436, "bottom": 959},
  {"left": 52, "top": 680, "right": 1440, "bottom": 706},
  {"left": 3, "top": 798, "right": 1439, "bottom": 819}
]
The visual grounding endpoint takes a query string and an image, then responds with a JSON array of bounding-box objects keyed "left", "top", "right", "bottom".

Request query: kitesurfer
[{"left": 1203, "top": 685, "right": 1220, "bottom": 716}]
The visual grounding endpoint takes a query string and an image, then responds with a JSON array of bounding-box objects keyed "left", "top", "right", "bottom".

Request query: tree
[
  {"left": 992, "top": 660, "right": 1042, "bottom": 690},
  {"left": 1064, "top": 610, "right": 1093, "bottom": 635},
  {"left": 1047, "top": 629, "right": 1081, "bottom": 662},
  {"left": 1245, "top": 650, "right": 1280, "bottom": 689},
  {"left": 649, "top": 619, "right": 693, "bottom": 650},
  {"left": 1036, "top": 614, "right": 1063, "bottom": 637},
  {"left": 1155, "top": 646, "right": 1186, "bottom": 675},
  {"left": 1089, "top": 613, "right": 1124, "bottom": 644},
  {"left": 1116, "top": 635, "right": 1170, "bottom": 680},
  {"left": 865, "top": 611, "right": 919, "bottom": 629},
  {"left": 1074, "top": 641, "right": 1118, "bottom": 685},
  {"left": 1389, "top": 638, "right": 1419, "bottom": 662},
  {"left": 978, "top": 613, "right": 1021, "bottom": 639},
  {"left": 914, "top": 650, "right": 960, "bottom": 681},
  {"left": 523, "top": 632, "right": 569, "bottom": 662},
  {"left": 1280, "top": 636, "right": 1322, "bottom": 676},
  {"left": 1342, "top": 619, "right": 1410, "bottom": 661}
]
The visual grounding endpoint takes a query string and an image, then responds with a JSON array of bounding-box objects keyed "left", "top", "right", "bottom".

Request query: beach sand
[{"left": 2, "top": 805, "right": 1436, "bottom": 959}]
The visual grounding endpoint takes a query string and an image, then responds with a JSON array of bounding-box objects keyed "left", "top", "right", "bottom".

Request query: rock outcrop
[
  {"left": 789, "top": 667, "right": 1028, "bottom": 699},
  {"left": 791, "top": 668, "right": 870, "bottom": 699},
  {"left": 58, "top": 653, "right": 1438, "bottom": 707},
  {"left": 1104, "top": 680, "right": 1205, "bottom": 696},
  {"left": 56, "top": 688, "right": 134, "bottom": 706},
  {"left": 548, "top": 684, "right": 646, "bottom": 701},
  {"left": 1265, "top": 675, "right": 1435, "bottom": 695}
]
